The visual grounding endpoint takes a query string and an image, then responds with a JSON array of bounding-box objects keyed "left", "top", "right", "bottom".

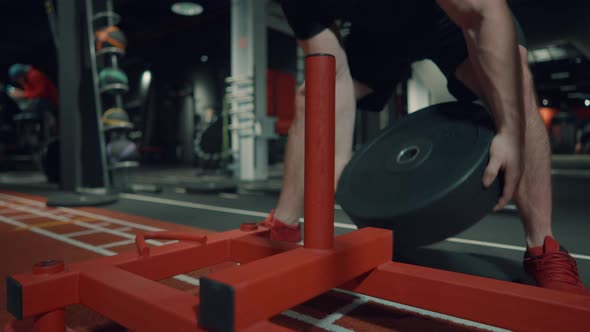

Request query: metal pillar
[
  {"left": 80, "top": 0, "right": 111, "bottom": 189},
  {"left": 48, "top": 0, "right": 118, "bottom": 206},
  {"left": 229, "top": 0, "right": 275, "bottom": 181},
  {"left": 57, "top": 0, "right": 82, "bottom": 190}
]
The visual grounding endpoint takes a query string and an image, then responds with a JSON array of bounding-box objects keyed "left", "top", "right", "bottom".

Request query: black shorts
[
  {"left": 347, "top": 10, "right": 527, "bottom": 111},
  {"left": 280, "top": 0, "right": 527, "bottom": 112}
]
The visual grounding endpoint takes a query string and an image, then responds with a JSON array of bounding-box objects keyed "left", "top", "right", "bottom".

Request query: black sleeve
[{"left": 279, "top": 0, "right": 340, "bottom": 40}]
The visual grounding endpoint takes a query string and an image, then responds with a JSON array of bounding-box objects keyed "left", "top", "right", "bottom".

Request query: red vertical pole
[
  {"left": 304, "top": 54, "right": 335, "bottom": 250},
  {"left": 34, "top": 310, "right": 65, "bottom": 332},
  {"left": 32, "top": 260, "right": 66, "bottom": 332}
]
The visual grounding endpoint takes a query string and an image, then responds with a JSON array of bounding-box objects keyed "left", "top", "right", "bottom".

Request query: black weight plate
[
  {"left": 336, "top": 102, "right": 502, "bottom": 251},
  {"left": 46, "top": 193, "right": 119, "bottom": 207}
]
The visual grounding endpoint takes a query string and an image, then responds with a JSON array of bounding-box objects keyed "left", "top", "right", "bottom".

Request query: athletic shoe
[
  {"left": 524, "top": 236, "right": 590, "bottom": 296},
  {"left": 260, "top": 210, "right": 302, "bottom": 243}
]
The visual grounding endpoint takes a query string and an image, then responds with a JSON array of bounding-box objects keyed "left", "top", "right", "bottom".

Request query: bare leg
[
  {"left": 455, "top": 45, "right": 553, "bottom": 247},
  {"left": 512, "top": 46, "right": 553, "bottom": 247}
]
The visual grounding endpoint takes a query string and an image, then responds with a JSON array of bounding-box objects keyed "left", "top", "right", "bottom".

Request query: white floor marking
[
  {"left": 0, "top": 212, "right": 200, "bottom": 286},
  {"left": 62, "top": 222, "right": 112, "bottom": 237},
  {"left": 10, "top": 214, "right": 42, "bottom": 220},
  {"left": 447, "top": 237, "right": 590, "bottom": 260},
  {"left": 118, "top": 193, "right": 590, "bottom": 261},
  {"left": 281, "top": 310, "right": 354, "bottom": 332},
  {"left": 218, "top": 193, "right": 239, "bottom": 199},
  {"left": 314, "top": 298, "right": 365, "bottom": 328},
  {"left": 0, "top": 194, "right": 165, "bottom": 232},
  {"left": 334, "top": 289, "right": 507, "bottom": 332},
  {"left": 99, "top": 239, "right": 136, "bottom": 249},
  {"left": 0, "top": 201, "right": 170, "bottom": 247}
]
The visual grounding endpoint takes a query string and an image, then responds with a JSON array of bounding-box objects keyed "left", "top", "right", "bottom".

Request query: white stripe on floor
[
  {"left": 0, "top": 212, "right": 200, "bottom": 286},
  {"left": 281, "top": 310, "right": 354, "bottom": 332},
  {"left": 118, "top": 193, "right": 590, "bottom": 261},
  {"left": 0, "top": 201, "right": 170, "bottom": 247},
  {"left": 0, "top": 193, "right": 165, "bottom": 232},
  {"left": 333, "top": 289, "right": 507, "bottom": 331},
  {"left": 99, "top": 239, "right": 136, "bottom": 249}
]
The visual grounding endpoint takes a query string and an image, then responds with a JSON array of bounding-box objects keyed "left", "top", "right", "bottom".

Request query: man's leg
[
  {"left": 455, "top": 45, "right": 552, "bottom": 248},
  {"left": 512, "top": 46, "right": 553, "bottom": 248},
  {"left": 456, "top": 46, "right": 588, "bottom": 294}
]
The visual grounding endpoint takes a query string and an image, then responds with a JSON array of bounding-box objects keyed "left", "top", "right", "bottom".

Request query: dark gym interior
[{"left": 0, "top": 0, "right": 589, "bottom": 331}]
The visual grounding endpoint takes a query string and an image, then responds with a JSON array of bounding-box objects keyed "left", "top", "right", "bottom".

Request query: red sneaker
[
  {"left": 260, "top": 210, "right": 302, "bottom": 243},
  {"left": 524, "top": 236, "right": 590, "bottom": 296}
]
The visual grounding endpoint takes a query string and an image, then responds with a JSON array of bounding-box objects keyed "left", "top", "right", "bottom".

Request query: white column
[{"left": 230, "top": 0, "right": 275, "bottom": 180}]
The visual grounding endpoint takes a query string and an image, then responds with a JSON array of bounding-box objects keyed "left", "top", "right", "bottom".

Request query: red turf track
[{"left": 0, "top": 191, "right": 485, "bottom": 332}]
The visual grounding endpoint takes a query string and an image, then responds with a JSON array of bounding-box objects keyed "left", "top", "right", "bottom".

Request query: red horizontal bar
[
  {"left": 229, "top": 234, "right": 300, "bottom": 264},
  {"left": 117, "top": 240, "right": 229, "bottom": 280},
  {"left": 10, "top": 271, "right": 79, "bottom": 319},
  {"left": 72, "top": 228, "right": 270, "bottom": 280},
  {"left": 8, "top": 227, "right": 269, "bottom": 322},
  {"left": 342, "top": 262, "right": 590, "bottom": 332},
  {"left": 199, "top": 228, "right": 392, "bottom": 331},
  {"left": 136, "top": 231, "right": 208, "bottom": 257},
  {"left": 79, "top": 266, "right": 202, "bottom": 332}
]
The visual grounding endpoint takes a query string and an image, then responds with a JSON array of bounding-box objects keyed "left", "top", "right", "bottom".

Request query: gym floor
[{"left": 0, "top": 161, "right": 589, "bottom": 331}]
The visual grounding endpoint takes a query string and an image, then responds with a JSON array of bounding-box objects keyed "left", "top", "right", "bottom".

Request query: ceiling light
[
  {"left": 171, "top": 2, "right": 204, "bottom": 16},
  {"left": 585, "top": 99, "right": 590, "bottom": 107},
  {"left": 542, "top": 99, "right": 549, "bottom": 106},
  {"left": 201, "top": 55, "right": 208, "bottom": 62}
]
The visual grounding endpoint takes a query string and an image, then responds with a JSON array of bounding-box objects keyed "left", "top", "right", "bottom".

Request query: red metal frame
[{"left": 6, "top": 54, "right": 590, "bottom": 332}]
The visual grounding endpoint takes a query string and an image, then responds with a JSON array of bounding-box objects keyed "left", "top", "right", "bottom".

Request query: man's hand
[
  {"left": 482, "top": 132, "right": 523, "bottom": 211},
  {"left": 7, "top": 87, "right": 24, "bottom": 99}
]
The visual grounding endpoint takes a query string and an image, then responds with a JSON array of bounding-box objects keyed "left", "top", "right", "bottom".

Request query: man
[
  {"left": 262, "top": 0, "right": 589, "bottom": 295},
  {"left": 7, "top": 64, "right": 59, "bottom": 140},
  {"left": 7, "top": 64, "right": 58, "bottom": 117}
]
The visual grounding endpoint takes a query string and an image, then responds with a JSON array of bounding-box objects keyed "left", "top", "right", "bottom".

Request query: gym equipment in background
[
  {"left": 550, "top": 111, "right": 577, "bottom": 154},
  {"left": 98, "top": 68, "right": 129, "bottom": 94},
  {"left": 193, "top": 114, "right": 223, "bottom": 168},
  {"left": 95, "top": 25, "right": 127, "bottom": 55},
  {"left": 101, "top": 107, "right": 133, "bottom": 131},
  {"left": 336, "top": 101, "right": 502, "bottom": 252},
  {"left": 107, "top": 136, "right": 140, "bottom": 164}
]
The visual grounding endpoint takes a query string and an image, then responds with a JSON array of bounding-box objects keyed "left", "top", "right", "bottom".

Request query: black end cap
[
  {"left": 199, "top": 277, "right": 235, "bottom": 332},
  {"left": 6, "top": 276, "right": 23, "bottom": 320}
]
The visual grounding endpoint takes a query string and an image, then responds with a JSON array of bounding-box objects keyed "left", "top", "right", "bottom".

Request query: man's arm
[
  {"left": 437, "top": 0, "right": 526, "bottom": 210},
  {"left": 436, "top": 0, "right": 524, "bottom": 135}
]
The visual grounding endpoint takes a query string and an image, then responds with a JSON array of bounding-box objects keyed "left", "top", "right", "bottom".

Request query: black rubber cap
[
  {"left": 6, "top": 276, "right": 23, "bottom": 320},
  {"left": 199, "top": 277, "right": 235, "bottom": 332}
]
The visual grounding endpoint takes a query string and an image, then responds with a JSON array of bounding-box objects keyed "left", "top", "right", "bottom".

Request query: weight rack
[{"left": 7, "top": 55, "right": 590, "bottom": 332}]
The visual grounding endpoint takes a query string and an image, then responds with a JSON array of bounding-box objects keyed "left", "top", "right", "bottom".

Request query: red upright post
[
  {"left": 32, "top": 260, "right": 66, "bottom": 332},
  {"left": 304, "top": 54, "right": 336, "bottom": 250}
]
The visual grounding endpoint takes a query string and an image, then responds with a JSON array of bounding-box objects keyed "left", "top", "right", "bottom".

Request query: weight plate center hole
[{"left": 397, "top": 145, "right": 420, "bottom": 165}]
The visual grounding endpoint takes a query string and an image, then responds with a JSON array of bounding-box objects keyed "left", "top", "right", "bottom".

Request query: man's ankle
[
  {"left": 273, "top": 211, "right": 300, "bottom": 226},
  {"left": 526, "top": 233, "right": 554, "bottom": 250}
]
